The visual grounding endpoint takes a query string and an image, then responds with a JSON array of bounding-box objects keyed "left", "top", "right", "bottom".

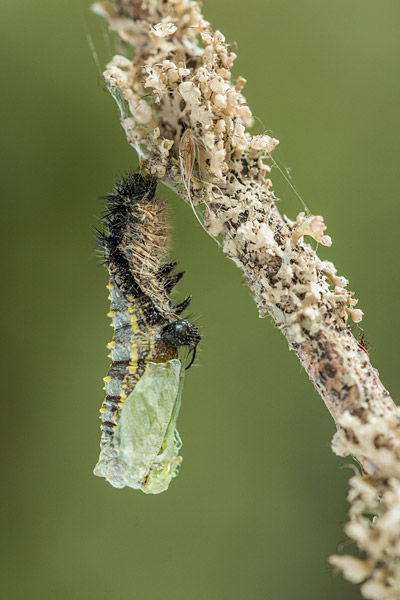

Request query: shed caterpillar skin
[{"left": 93, "top": 173, "right": 200, "bottom": 493}]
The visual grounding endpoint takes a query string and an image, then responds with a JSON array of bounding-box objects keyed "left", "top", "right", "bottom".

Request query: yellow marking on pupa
[
  {"left": 107, "top": 311, "right": 115, "bottom": 318},
  {"left": 106, "top": 284, "right": 113, "bottom": 290},
  {"left": 103, "top": 375, "right": 111, "bottom": 383},
  {"left": 129, "top": 310, "right": 138, "bottom": 324},
  {"left": 129, "top": 316, "right": 142, "bottom": 338},
  {"left": 129, "top": 340, "right": 139, "bottom": 363},
  {"left": 107, "top": 341, "right": 115, "bottom": 349}
]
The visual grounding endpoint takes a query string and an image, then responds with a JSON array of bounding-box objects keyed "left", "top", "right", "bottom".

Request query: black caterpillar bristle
[
  {"left": 114, "top": 173, "right": 157, "bottom": 201},
  {"left": 173, "top": 296, "right": 192, "bottom": 315},
  {"left": 164, "top": 272, "right": 185, "bottom": 294},
  {"left": 158, "top": 261, "right": 178, "bottom": 280}
]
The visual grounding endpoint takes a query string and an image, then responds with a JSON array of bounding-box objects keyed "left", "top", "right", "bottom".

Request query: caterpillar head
[{"left": 160, "top": 319, "right": 201, "bottom": 349}]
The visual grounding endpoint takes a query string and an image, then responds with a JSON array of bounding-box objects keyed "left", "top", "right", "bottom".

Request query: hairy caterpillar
[{"left": 93, "top": 173, "right": 200, "bottom": 494}]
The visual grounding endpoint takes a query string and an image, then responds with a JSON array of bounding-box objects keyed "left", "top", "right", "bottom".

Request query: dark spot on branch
[
  {"left": 340, "top": 384, "right": 353, "bottom": 401},
  {"left": 344, "top": 428, "right": 359, "bottom": 445},
  {"left": 321, "top": 363, "right": 336, "bottom": 379}
]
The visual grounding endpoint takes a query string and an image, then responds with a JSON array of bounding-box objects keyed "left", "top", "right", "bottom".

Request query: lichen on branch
[
  {"left": 92, "top": 1, "right": 398, "bottom": 596},
  {"left": 329, "top": 409, "right": 400, "bottom": 599},
  {"left": 93, "top": 0, "right": 362, "bottom": 340}
]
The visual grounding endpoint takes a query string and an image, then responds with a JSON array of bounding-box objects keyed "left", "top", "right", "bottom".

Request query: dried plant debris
[
  {"left": 330, "top": 409, "right": 400, "bottom": 599},
  {"left": 92, "top": 0, "right": 362, "bottom": 346}
]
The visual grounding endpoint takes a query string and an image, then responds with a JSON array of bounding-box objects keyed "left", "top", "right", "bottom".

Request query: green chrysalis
[{"left": 94, "top": 358, "right": 184, "bottom": 494}]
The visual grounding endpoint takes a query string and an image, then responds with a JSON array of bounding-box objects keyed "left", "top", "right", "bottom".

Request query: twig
[{"left": 92, "top": 1, "right": 400, "bottom": 596}]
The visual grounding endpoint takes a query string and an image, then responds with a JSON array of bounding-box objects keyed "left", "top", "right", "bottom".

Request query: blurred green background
[{"left": 2, "top": 1, "right": 399, "bottom": 599}]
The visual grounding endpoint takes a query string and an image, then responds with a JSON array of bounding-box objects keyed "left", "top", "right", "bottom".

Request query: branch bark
[
  {"left": 92, "top": 0, "right": 396, "bottom": 464},
  {"left": 92, "top": 1, "right": 400, "bottom": 596}
]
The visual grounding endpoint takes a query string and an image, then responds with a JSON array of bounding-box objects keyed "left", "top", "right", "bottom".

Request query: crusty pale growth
[
  {"left": 93, "top": 0, "right": 398, "bottom": 594},
  {"left": 92, "top": 0, "right": 363, "bottom": 331},
  {"left": 329, "top": 410, "right": 400, "bottom": 600},
  {"left": 92, "top": 0, "right": 395, "bottom": 426}
]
